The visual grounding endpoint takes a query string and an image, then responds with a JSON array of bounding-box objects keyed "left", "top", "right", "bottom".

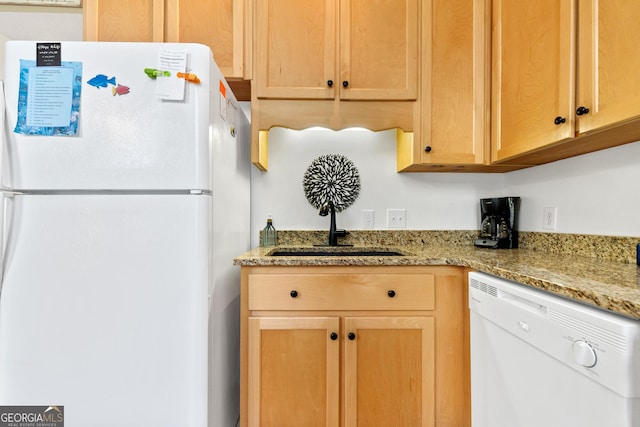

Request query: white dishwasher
[{"left": 469, "top": 271, "right": 640, "bottom": 427}]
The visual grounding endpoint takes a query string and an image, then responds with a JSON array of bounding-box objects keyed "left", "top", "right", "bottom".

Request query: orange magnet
[{"left": 177, "top": 72, "right": 201, "bottom": 84}]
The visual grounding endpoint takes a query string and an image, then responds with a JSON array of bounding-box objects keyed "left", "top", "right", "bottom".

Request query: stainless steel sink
[{"left": 268, "top": 247, "right": 406, "bottom": 257}]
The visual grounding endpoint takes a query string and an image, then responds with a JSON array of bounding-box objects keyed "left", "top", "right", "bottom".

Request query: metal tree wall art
[{"left": 303, "top": 154, "right": 361, "bottom": 212}]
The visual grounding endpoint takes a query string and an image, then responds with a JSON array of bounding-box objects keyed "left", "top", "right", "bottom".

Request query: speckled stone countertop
[{"left": 234, "top": 231, "right": 640, "bottom": 320}]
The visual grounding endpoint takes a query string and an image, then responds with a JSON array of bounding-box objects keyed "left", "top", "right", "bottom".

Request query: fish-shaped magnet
[
  {"left": 88, "top": 74, "right": 116, "bottom": 88},
  {"left": 112, "top": 84, "right": 130, "bottom": 96}
]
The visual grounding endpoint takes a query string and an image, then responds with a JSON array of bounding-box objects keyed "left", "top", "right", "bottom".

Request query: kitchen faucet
[{"left": 318, "top": 200, "right": 349, "bottom": 246}]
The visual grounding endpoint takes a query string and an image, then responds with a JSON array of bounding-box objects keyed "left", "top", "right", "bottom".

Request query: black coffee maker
[{"left": 474, "top": 197, "right": 520, "bottom": 249}]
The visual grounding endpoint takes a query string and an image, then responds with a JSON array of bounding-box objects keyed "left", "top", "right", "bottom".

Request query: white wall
[
  {"left": 504, "top": 141, "right": 640, "bottom": 237},
  {"left": 251, "top": 127, "right": 497, "bottom": 238},
  {"left": 250, "top": 127, "right": 640, "bottom": 247},
  {"left": 0, "top": 6, "right": 83, "bottom": 79}
]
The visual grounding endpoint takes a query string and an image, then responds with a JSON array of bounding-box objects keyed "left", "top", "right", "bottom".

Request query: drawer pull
[
  {"left": 348, "top": 332, "right": 356, "bottom": 341},
  {"left": 290, "top": 290, "right": 298, "bottom": 298},
  {"left": 330, "top": 332, "right": 338, "bottom": 341},
  {"left": 387, "top": 290, "right": 396, "bottom": 298}
]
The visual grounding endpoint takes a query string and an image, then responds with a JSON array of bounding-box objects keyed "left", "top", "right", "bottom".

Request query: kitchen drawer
[{"left": 248, "top": 273, "right": 435, "bottom": 311}]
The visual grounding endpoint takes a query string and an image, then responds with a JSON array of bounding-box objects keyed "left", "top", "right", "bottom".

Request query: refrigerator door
[
  {"left": 0, "top": 194, "right": 210, "bottom": 427},
  {"left": 2, "top": 41, "right": 220, "bottom": 191}
]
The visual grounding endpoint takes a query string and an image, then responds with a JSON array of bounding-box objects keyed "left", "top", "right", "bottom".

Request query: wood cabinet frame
[{"left": 239, "top": 265, "right": 470, "bottom": 427}]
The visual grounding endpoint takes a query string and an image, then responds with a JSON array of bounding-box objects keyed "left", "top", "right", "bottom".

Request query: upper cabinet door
[
  {"left": 84, "top": 0, "right": 247, "bottom": 80},
  {"left": 420, "top": 0, "right": 489, "bottom": 165},
  {"left": 339, "top": 0, "right": 419, "bottom": 100},
  {"left": 254, "top": 0, "right": 418, "bottom": 101},
  {"left": 84, "top": 0, "right": 164, "bottom": 42},
  {"left": 491, "top": 0, "right": 576, "bottom": 163},
  {"left": 576, "top": 0, "right": 640, "bottom": 134},
  {"left": 165, "top": 0, "right": 246, "bottom": 78},
  {"left": 255, "top": 0, "right": 337, "bottom": 99}
]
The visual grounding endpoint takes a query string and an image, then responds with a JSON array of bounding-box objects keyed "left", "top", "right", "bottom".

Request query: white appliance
[
  {"left": 469, "top": 271, "right": 640, "bottom": 427},
  {"left": 0, "top": 41, "right": 250, "bottom": 427}
]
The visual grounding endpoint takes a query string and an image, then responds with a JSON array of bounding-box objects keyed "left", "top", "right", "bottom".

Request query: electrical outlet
[
  {"left": 362, "top": 210, "right": 375, "bottom": 229},
  {"left": 387, "top": 209, "right": 406, "bottom": 228},
  {"left": 543, "top": 207, "right": 557, "bottom": 230}
]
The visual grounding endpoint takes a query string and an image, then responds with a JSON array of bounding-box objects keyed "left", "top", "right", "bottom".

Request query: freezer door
[
  {"left": 0, "top": 194, "right": 210, "bottom": 427},
  {"left": 2, "top": 41, "right": 221, "bottom": 191}
]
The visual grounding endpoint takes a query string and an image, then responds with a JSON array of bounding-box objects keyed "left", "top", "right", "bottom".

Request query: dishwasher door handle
[{"left": 500, "top": 291, "right": 548, "bottom": 315}]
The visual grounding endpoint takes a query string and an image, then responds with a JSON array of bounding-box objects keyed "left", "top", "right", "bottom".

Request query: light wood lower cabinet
[
  {"left": 240, "top": 265, "right": 470, "bottom": 427},
  {"left": 248, "top": 316, "right": 341, "bottom": 427}
]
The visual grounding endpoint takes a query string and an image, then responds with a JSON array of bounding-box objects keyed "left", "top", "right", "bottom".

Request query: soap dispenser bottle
[{"left": 261, "top": 215, "right": 277, "bottom": 247}]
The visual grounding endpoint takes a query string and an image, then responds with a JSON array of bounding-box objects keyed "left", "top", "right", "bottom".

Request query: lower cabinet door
[
  {"left": 343, "top": 316, "right": 435, "bottom": 427},
  {"left": 248, "top": 317, "right": 340, "bottom": 427}
]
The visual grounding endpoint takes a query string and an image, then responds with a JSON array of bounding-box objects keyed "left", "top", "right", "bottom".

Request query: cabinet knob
[
  {"left": 576, "top": 106, "right": 590, "bottom": 116},
  {"left": 554, "top": 116, "right": 566, "bottom": 125},
  {"left": 387, "top": 290, "right": 396, "bottom": 298},
  {"left": 342, "top": 80, "right": 349, "bottom": 88},
  {"left": 290, "top": 290, "right": 298, "bottom": 298},
  {"left": 348, "top": 332, "right": 356, "bottom": 341},
  {"left": 424, "top": 146, "right": 432, "bottom": 153},
  {"left": 327, "top": 80, "right": 334, "bottom": 87},
  {"left": 330, "top": 332, "right": 338, "bottom": 341}
]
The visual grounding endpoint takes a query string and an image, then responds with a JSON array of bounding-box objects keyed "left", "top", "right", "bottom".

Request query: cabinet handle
[
  {"left": 330, "top": 332, "right": 338, "bottom": 341},
  {"left": 348, "top": 332, "right": 356, "bottom": 340},
  {"left": 290, "top": 290, "right": 298, "bottom": 298},
  {"left": 342, "top": 80, "right": 349, "bottom": 88},
  {"left": 424, "top": 146, "right": 432, "bottom": 153},
  {"left": 327, "top": 80, "right": 334, "bottom": 87},
  {"left": 554, "top": 116, "right": 566, "bottom": 125},
  {"left": 576, "top": 106, "right": 590, "bottom": 116},
  {"left": 387, "top": 290, "right": 396, "bottom": 298}
]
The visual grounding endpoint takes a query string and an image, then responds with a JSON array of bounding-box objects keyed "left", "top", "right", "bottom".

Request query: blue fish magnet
[{"left": 88, "top": 74, "right": 116, "bottom": 88}]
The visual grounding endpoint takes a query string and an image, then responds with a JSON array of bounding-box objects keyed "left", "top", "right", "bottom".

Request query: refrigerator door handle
[{"left": 0, "top": 191, "right": 17, "bottom": 299}]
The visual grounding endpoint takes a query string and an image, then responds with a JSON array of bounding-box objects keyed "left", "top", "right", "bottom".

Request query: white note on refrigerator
[{"left": 155, "top": 50, "right": 187, "bottom": 101}]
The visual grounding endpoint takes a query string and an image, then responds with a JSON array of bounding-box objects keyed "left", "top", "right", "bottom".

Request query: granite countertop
[{"left": 234, "top": 231, "right": 640, "bottom": 320}]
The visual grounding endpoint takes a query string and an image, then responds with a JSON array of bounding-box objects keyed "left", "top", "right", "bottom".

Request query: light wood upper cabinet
[
  {"left": 492, "top": 0, "right": 640, "bottom": 164},
  {"left": 417, "top": 0, "right": 490, "bottom": 168},
  {"left": 254, "top": 0, "right": 418, "bottom": 100},
  {"left": 250, "top": 0, "right": 420, "bottom": 170},
  {"left": 397, "top": 0, "right": 523, "bottom": 172},
  {"left": 255, "top": 0, "right": 335, "bottom": 99},
  {"left": 165, "top": 0, "right": 245, "bottom": 79},
  {"left": 491, "top": 0, "right": 575, "bottom": 163},
  {"left": 84, "top": 0, "right": 247, "bottom": 80},
  {"left": 84, "top": 0, "right": 162, "bottom": 42},
  {"left": 576, "top": 1, "right": 640, "bottom": 134},
  {"left": 338, "top": 0, "right": 418, "bottom": 100}
]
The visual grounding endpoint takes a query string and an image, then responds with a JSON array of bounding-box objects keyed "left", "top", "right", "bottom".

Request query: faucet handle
[{"left": 335, "top": 229, "right": 348, "bottom": 238}]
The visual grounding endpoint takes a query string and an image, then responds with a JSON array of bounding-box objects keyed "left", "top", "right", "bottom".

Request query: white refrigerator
[{"left": 0, "top": 41, "right": 250, "bottom": 427}]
